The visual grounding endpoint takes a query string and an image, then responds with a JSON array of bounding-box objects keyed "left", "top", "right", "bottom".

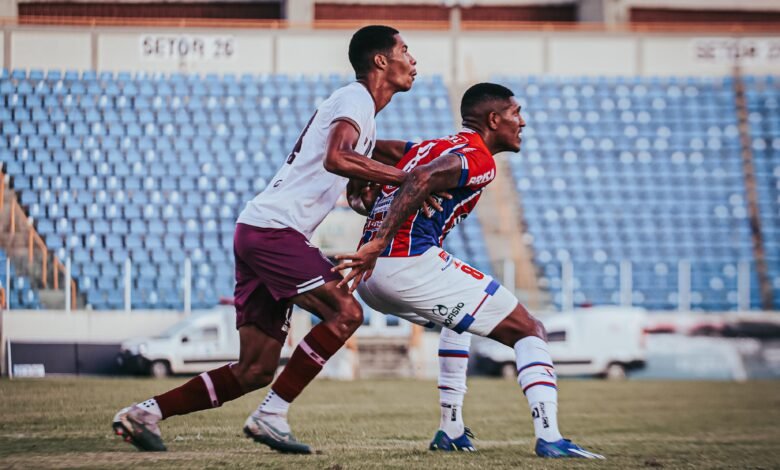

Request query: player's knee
[
  {"left": 515, "top": 306, "right": 546, "bottom": 339},
  {"left": 233, "top": 362, "right": 275, "bottom": 391},
  {"left": 532, "top": 318, "right": 547, "bottom": 340},
  {"left": 333, "top": 301, "right": 364, "bottom": 337},
  {"left": 490, "top": 304, "right": 547, "bottom": 346}
]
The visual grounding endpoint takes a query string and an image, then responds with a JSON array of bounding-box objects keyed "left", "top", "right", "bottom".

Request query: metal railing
[{"left": 0, "top": 172, "right": 78, "bottom": 310}]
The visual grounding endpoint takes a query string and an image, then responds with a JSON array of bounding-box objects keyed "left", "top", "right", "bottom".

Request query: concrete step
[
  {"left": 357, "top": 338, "right": 412, "bottom": 378},
  {"left": 38, "top": 289, "right": 66, "bottom": 310}
]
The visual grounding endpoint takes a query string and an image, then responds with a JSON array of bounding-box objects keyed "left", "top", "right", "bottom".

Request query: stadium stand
[
  {"left": 745, "top": 75, "right": 780, "bottom": 307},
  {"left": 0, "top": 68, "right": 491, "bottom": 310},
  {"left": 503, "top": 75, "right": 761, "bottom": 311}
]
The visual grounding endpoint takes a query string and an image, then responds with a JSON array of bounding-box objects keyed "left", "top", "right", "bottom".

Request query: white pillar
[
  {"left": 65, "top": 257, "right": 71, "bottom": 313},
  {"left": 737, "top": 260, "right": 751, "bottom": 312},
  {"left": 124, "top": 258, "right": 131, "bottom": 312},
  {"left": 620, "top": 260, "right": 633, "bottom": 307},
  {"left": 561, "top": 259, "right": 574, "bottom": 311},
  {"left": 7, "top": 339, "right": 13, "bottom": 380},
  {"left": 5, "top": 258, "right": 10, "bottom": 311},
  {"left": 183, "top": 258, "right": 192, "bottom": 314},
  {"left": 678, "top": 260, "right": 691, "bottom": 312},
  {"left": 0, "top": 1, "right": 18, "bottom": 18},
  {"left": 285, "top": 0, "right": 314, "bottom": 26},
  {"left": 502, "top": 258, "right": 516, "bottom": 294}
]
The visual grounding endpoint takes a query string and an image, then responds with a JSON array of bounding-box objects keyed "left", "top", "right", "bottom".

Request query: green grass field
[{"left": 0, "top": 378, "right": 778, "bottom": 469}]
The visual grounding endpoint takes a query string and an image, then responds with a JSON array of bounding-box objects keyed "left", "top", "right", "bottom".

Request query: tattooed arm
[{"left": 333, "top": 154, "right": 463, "bottom": 292}]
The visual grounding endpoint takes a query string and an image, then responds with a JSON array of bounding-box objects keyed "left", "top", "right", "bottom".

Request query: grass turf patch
[{"left": 1, "top": 378, "right": 778, "bottom": 469}]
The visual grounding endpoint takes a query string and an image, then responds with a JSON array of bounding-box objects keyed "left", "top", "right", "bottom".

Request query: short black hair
[
  {"left": 348, "top": 25, "right": 400, "bottom": 78},
  {"left": 460, "top": 82, "right": 515, "bottom": 120}
]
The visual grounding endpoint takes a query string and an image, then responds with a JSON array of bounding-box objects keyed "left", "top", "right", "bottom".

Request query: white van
[
  {"left": 118, "top": 309, "right": 241, "bottom": 377},
  {"left": 471, "top": 306, "right": 648, "bottom": 379},
  {"left": 117, "top": 308, "right": 353, "bottom": 379}
]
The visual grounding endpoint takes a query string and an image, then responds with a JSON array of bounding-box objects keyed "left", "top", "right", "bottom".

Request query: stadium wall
[
  {"left": 3, "top": 25, "right": 780, "bottom": 80},
  {"left": 0, "top": 310, "right": 185, "bottom": 375}
]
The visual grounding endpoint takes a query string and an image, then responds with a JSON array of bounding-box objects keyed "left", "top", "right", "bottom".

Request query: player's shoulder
[{"left": 329, "top": 82, "right": 373, "bottom": 106}]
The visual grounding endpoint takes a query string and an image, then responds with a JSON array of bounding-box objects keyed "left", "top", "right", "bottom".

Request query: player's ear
[
  {"left": 373, "top": 53, "right": 388, "bottom": 71},
  {"left": 487, "top": 111, "right": 500, "bottom": 131}
]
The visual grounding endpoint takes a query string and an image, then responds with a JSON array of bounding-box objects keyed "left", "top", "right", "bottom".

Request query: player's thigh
[
  {"left": 356, "top": 283, "right": 434, "bottom": 328},
  {"left": 235, "top": 280, "right": 294, "bottom": 345},
  {"left": 291, "top": 280, "right": 363, "bottom": 331}
]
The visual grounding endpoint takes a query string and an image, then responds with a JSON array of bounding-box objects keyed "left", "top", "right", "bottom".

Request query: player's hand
[
  {"left": 422, "top": 191, "right": 452, "bottom": 218},
  {"left": 331, "top": 239, "right": 385, "bottom": 294}
]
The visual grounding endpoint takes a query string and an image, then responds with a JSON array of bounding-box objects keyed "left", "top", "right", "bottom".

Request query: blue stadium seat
[{"left": 500, "top": 74, "right": 761, "bottom": 311}]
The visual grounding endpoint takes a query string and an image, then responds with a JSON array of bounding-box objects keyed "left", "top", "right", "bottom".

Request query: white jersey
[{"left": 237, "top": 82, "right": 376, "bottom": 239}]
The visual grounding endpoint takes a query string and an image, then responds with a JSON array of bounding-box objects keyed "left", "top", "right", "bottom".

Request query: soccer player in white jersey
[
  {"left": 335, "top": 83, "right": 604, "bottom": 459},
  {"left": 112, "top": 25, "right": 431, "bottom": 454}
]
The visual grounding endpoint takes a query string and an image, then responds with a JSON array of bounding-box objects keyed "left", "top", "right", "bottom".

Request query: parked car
[
  {"left": 470, "top": 306, "right": 648, "bottom": 379},
  {"left": 117, "top": 310, "right": 240, "bottom": 377}
]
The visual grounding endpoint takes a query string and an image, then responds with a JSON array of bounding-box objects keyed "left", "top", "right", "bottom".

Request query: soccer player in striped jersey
[{"left": 336, "top": 83, "right": 604, "bottom": 459}]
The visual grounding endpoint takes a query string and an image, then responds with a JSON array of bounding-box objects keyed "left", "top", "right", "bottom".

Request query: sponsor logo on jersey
[
  {"left": 467, "top": 168, "right": 496, "bottom": 186},
  {"left": 431, "top": 302, "right": 465, "bottom": 327},
  {"left": 445, "top": 134, "right": 468, "bottom": 145},
  {"left": 365, "top": 219, "right": 383, "bottom": 231},
  {"left": 372, "top": 196, "right": 393, "bottom": 214},
  {"left": 438, "top": 250, "right": 454, "bottom": 270}
]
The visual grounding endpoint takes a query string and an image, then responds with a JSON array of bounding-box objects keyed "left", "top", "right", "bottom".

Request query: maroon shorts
[{"left": 233, "top": 223, "right": 341, "bottom": 343}]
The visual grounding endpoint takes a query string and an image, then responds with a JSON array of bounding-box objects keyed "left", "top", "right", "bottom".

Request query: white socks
[
  {"left": 514, "top": 336, "right": 563, "bottom": 442},
  {"left": 258, "top": 390, "right": 290, "bottom": 416},
  {"left": 138, "top": 398, "right": 163, "bottom": 418},
  {"left": 439, "top": 403, "right": 464, "bottom": 438},
  {"left": 437, "top": 328, "right": 472, "bottom": 438}
]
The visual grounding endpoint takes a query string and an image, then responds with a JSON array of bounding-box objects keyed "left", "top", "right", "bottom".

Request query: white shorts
[{"left": 357, "top": 246, "right": 519, "bottom": 336}]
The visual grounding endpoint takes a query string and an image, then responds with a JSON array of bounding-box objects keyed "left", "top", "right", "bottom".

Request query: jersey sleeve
[
  {"left": 329, "top": 87, "right": 374, "bottom": 137},
  {"left": 453, "top": 150, "right": 496, "bottom": 189}
]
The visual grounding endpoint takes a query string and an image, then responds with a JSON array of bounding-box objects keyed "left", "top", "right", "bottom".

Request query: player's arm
[
  {"left": 323, "top": 121, "right": 406, "bottom": 186},
  {"left": 346, "top": 178, "right": 381, "bottom": 216},
  {"left": 372, "top": 140, "right": 411, "bottom": 166},
  {"left": 333, "top": 154, "right": 463, "bottom": 292}
]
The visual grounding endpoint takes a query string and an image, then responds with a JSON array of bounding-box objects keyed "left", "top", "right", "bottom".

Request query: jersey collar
[{"left": 459, "top": 127, "right": 490, "bottom": 155}]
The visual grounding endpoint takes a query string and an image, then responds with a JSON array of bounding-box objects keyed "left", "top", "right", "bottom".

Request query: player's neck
[
  {"left": 462, "top": 124, "right": 498, "bottom": 156},
  {"left": 356, "top": 78, "right": 395, "bottom": 115}
]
